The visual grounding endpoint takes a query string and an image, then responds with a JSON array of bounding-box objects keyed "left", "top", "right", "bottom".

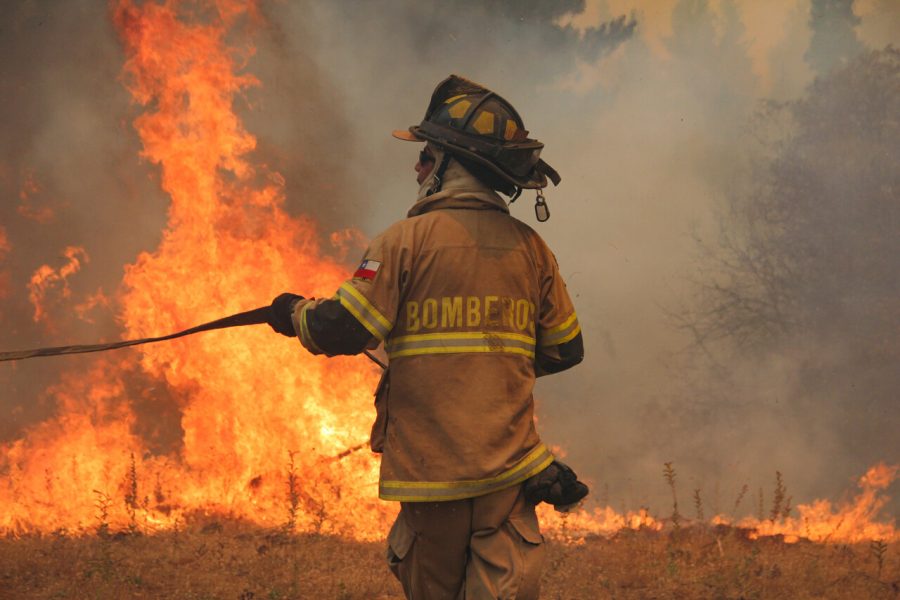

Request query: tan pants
[{"left": 387, "top": 484, "right": 545, "bottom": 600}]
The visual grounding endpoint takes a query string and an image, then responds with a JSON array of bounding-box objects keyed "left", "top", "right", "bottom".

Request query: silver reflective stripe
[
  {"left": 337, "top": 283, "right": 392, "bottom": 340},
  {"left": 386, "top": 331, "right": 536, "bottom": 359},
  {"left": 540, "top": 313, "right": 581, "bottom": 347}
]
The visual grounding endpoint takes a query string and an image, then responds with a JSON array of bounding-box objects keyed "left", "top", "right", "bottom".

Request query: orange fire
[
  {"left": 17, "top": 169, "right": 55, "bottom": 224},
  {"left": 0, "top": 226, "right": 10, "bottom": 302},
  {"left": 0, "top": 0, "right": 896, "bottom": 549},
  {"left": 715, "top": 463, "right": 900, "bottom": 543},
  {"left": 538, "top": 463, "right": 898, "bottom": 544},
  {"left": 538, "top": 504, "right": 663, "bottom": 540},
  {"left": 0, "top": 227, "right": 9, "bottom": 258},
  {"left": 27, "top": 245, "right": 89, "bottom": 328},
  {"left": 1, "top": 0, "right": 391, "bottom": 541}
]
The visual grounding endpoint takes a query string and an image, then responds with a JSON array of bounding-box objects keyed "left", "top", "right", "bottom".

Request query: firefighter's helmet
[{"left": 393, "top": 75, "right": 560, "bottom": 191}]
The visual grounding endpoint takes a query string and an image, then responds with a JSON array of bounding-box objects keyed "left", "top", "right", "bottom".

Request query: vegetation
[
  {"left": 3, "top": 457, "right": 896, "bottom": 598},
  {"left": 1, "top": 521, "right": 897, "bottom": 599},
  {"left": 682, "top": 47, "right": 900, "bottom": 360}
]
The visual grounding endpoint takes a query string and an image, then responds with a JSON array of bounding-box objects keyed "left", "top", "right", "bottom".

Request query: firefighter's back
[{"left": 379, "top": 205, "right": 553, "bottom": 499}]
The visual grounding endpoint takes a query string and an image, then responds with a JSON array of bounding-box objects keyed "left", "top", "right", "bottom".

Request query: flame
[
  {"left": 538, "top": 504, "right": 663, "bottom": 540},
  {"left": 17, "top": 169, "right": 55, "bottom": 223},
  {"left": 27, "top": 245, "right": 89, "bottom": 327},
  {"left": 715, "top": 463, "right": 900, "bottom": 543},
  {"left": 0, "top": 226, "right": 10, "bottom": 302},
  {"left": 0, "top": 227, "right": 9, "bottom": 258},
  {"left": 537, "top": 463, "right": 898, "bottom": 544},
  {"left": 0, "top": 0, "right": 392, "bottom": 541},
  {"left": 111, "top": 0, "right": 391, "bottom": 538},
  {"left": 0, "top": 0, "right": 896, "bottom": 549},
  {"left": 73, "top": 289, "right": 112, "bottom": 324},
  {"left": 18, "top": 169, "right": 41, "bottom": 201},
  {"left": 2, "top": 359, "right": 142, "bottom": 532}
]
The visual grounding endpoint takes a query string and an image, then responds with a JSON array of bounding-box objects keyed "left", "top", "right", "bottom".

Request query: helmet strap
[
  {"left": 508, "top": 186, "right": 523, "bottom": 204},
  {"left": 428, "top": 153, "right": 453, "bottom": 195}
]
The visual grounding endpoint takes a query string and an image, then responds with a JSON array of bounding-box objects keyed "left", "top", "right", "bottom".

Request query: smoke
[
  {"left": 1, "top": 0, "right": 897, "bottom": 521},
  {"left": 284, "top": 0, "right": 899, "bottom": 516},
  {"left": 807, "top": 0, "right": 865, "bottom": 75},
  {"left": 0, "top": 0, "right": 155, "bottom": 441}
]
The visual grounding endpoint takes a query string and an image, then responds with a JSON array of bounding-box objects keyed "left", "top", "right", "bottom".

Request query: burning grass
[
  {"left": 1, "top": 455, "right": 897, "bottom": 598},
  {"left": 1, "top": 521, "right": 897, "bottom": 599}
]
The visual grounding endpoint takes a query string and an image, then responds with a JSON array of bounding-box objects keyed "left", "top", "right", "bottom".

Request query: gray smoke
[
  {"left": 287, "top": 0, "right": 899, "bottom": 517},
  {"left": 0, "top": 0, "right": 161, "bottom": 441},
  {"left": 807, "top": 0, "right": 865, "bottom": 75}
]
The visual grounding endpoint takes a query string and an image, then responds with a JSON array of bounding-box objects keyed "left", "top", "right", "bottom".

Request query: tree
[
  {"left": 806, "top": 0, "right": 865, "bottom": 76},
  {"left": 681, "top": 47, "right": 900, "bottom": 364},
  {"left": 665, "top": 48, "right": 900, "bottom": 494}
]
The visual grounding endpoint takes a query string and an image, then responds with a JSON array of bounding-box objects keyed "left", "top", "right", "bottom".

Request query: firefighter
[{"left": 268, "top": 75, "right": 586, "bottom": 599}]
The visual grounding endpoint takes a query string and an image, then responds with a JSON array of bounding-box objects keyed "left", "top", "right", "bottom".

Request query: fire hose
[
  {"left": 0, "top": 306, "right": 387, "bottom": 369},
  {"left": 0, "top": 307, "right": 590, "bottom": 508}
]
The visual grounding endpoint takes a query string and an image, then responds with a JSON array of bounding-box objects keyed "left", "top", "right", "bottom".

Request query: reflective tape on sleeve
[
  {"left": 540, "top": 312, "right": 581, "bottom": 347},
  {"left": 386, "top": 331, "right": 536, "bottom": 359},
  {"left": 379, "top": 443, "right": 554, "bottom": 502},
  {"left": 337, "top": 282, "right": 393, "bottom": 341},
  {"left": 294, "top": 301, "right": 324, "bottom": 355}
]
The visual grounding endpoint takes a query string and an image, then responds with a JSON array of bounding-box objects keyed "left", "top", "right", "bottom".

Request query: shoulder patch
[{"left": 353, "top": 259, "right": 382, "bottom": 281}]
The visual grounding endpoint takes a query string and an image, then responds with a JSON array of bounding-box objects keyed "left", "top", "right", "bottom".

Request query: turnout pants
[{"left": 387, "top": 484, "right": 545, "bottom": 600}]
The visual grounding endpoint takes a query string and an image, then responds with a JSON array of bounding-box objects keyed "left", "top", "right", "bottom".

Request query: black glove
[
  {"left": 524, "top": 460, "right": 589, "bottom": 511},
  {"left": 268, "top": 293, "right": 304, "bottom": 337}
]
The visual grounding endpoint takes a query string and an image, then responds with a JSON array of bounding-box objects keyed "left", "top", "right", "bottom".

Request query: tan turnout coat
[{"left": 292, "top": 159, "right": 580, "bottom": 503}]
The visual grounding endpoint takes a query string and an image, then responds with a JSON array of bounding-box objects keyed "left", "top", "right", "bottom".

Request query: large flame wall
[{"left": 1, "top": 0, "right": 391, "bottom": 541}]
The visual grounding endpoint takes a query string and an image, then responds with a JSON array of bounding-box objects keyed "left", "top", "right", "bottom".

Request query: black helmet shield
[{"left": 392, "top": 75, "right": 560, "bottom": 191}]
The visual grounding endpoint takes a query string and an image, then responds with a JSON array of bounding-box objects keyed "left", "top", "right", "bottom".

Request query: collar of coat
[{"left": 407, "top": 145, "right": 509, "bottom": 218}]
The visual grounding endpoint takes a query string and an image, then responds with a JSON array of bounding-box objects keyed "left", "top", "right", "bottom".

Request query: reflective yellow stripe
[
  {"left": 541, "top": 312, "right": 580, "bottom": 347},
  {"left": 337, "top": 282, "right": 392, "bottom": 341},
  {"left": 551, "top": 322, "right": 582, "bottom": 345},
  {"left": 296, "top": 302, "right": 323, "bottom": 355},
  {"left": 390, "top": 346, "right": 535, "bottom": 359},
  {"left": 379, "top": 444, "right": 554, "bottom": 502},
  {"left": 390, "top": 331, "right": 535, "bottom": 344},
  {"left": 381, "top": 444, "right": 548, "bottom": 489},
  {"left": 546, "top": 312, "right": 578, "bottom": 336},
  {"left": 386, "top": 331, "right": 536, "bottom": 359}
]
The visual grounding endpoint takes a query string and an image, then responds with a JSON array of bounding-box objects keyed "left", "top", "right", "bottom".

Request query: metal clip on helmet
[{"left": 393, "top": 75, "right": 561, "bottom": 194}]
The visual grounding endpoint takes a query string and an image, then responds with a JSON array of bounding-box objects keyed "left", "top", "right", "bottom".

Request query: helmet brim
[
  {"left": 391, "top": 128, "right": 424, "bottom": 142},
  {"left": 409, "top": 125, "right": 550, "bottom": 190}
]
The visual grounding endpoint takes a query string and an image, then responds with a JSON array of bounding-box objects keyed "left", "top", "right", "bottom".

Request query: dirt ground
[{"left": 1, "top": 522, "right": 897, "bottom": 599}]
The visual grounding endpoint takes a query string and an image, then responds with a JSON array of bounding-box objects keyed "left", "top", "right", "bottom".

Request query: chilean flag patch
[{"left": 353, "top": 259, "right": 382, "bottom": 280}]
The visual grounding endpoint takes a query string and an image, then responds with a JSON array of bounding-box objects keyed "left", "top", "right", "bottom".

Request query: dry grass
[
  {"left": 1, "top": 522, "right": 897, "bottom": 599},
  {"left": 544, "top": 525, "right": 899, "bottom": 600}
]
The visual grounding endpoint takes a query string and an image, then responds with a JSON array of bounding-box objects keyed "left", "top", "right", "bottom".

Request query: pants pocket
[
  {"left": 507, "top": 513, "right": 543, "bottom": 545},
  {"left": 386, "top": 510, "right": 416, "bottom": 573},
  {"left": 506, "top": 514, "right": 545, "bottom": 600}
]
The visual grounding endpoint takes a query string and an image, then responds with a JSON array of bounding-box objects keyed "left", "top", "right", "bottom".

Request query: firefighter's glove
[
  {"left": 524, "top": 460, "right": 589, "bottom": 512},
  {"left": 268, "top": 293, "right": 304, "bottom": 337}
]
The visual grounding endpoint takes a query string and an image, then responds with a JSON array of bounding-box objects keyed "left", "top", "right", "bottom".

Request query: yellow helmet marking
[
  {"left": 472, "top": 110, "right": 495, "bottom": 134},
  {"left": 504, "top": 120, "right": 518, "bottom": 140},
  {"left": 447, "top": 99, "right": 472, "bottom": 119}
]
